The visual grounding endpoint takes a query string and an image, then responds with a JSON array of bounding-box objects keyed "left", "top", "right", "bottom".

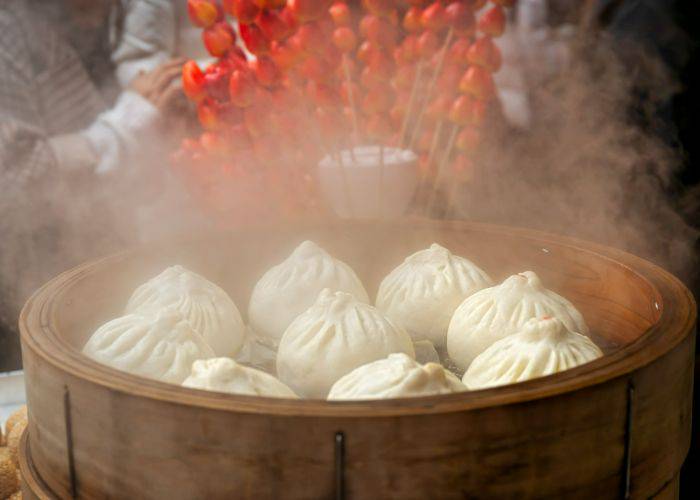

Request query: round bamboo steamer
[{"left": 18, "top": 220, "right": 696, "bottom": 499}]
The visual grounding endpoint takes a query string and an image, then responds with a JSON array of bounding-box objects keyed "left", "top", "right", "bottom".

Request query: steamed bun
[
  {"left": 463, "top": 316, "right": 602, "bottom": 389},
  {"left": 183, "top": 358, "right": 297, "bottom": 398},
  {"left": 328, "top": 353, "right": 466, "bottom": 400},
  {"left": 83, "top": 309, "right": 215, "bottom": 384},
  {"left": 376, "top": 243, "right": 492, "bottom": 347},
  {"left": 447, "top": 271, "right": 588, "bottom": 369},
  {"left": 126, "top": 265, "right": 245, "bottom": 357},
  {"left": 248, "top": 241, "right": 369, "bottom": 344},
  {"left": 276, "top": 289, "right": 414, "bottom": 398}
]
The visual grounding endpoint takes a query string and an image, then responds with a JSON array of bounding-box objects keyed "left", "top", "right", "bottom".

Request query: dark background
[
  {"left": 550, "top": 0, "right": 700, "bottom": 492},
  {"left": 548, "top": 0, "right": 700, "bottom": 492},
  {"left": 665, "top": 0, "right": 700, "bottom": 492}
]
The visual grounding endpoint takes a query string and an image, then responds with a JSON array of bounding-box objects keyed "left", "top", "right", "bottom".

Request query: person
[
  {"left": 112, "top": 0, "right": 212, "bottom": 87},
  {"left": 0, "top": 0, "right": 185, "bottom": 370}
]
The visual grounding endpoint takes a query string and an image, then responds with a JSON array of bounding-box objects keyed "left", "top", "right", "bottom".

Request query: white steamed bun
[
  {"left": 447, "top": 271, "right": 589, "bottom": 370},
  {"left": 463, "top": 316, "right": 602, "bottom": 389},
  {"left": 126, "top": 265, "right": 245, "bottom": 357},
  {"left": 376, "top": 243, "right": 492, "bottom": 347},
  {"left": 328, "top": 353, "right": 466, "bottom": 400},
  {"left": 248, "top": 241, "right": 369, "bottom": 344},
  {"left": 183, "top": 357, "right": 297, "bottom": 398},
  {"left": 83, "top": 308, "right": 215, "bottom": 384},
  {"left": 276, "top": 289, "right": 415, "bottom": 398}
]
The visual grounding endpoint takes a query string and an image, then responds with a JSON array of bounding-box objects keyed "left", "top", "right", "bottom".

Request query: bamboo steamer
[{"left": 18, "top": 220, "right": 696, "bottom": 499}]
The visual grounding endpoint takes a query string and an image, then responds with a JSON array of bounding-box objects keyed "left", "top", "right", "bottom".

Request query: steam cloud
[
  {"left": 452, "top": 30, "right": 698, "bottom": 281},
  {"left": 1, "top": 8, "right": 697, "bottom": 347}
]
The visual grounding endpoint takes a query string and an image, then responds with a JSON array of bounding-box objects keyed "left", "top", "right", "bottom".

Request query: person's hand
[{"left": 129, "top": 59, "right": 186, "bottom": 112}]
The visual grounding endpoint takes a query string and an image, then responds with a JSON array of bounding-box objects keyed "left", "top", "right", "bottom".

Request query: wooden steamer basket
[{"left": 18, "top": 220, "right": 696, "bottom": 499}]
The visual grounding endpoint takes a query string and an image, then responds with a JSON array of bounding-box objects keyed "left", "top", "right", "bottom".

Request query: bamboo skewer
[
  {"left": 340, "top": 55, "right": 360, "bottom": 167},
  {"left": 310, "top": 102, "right": 353, "bottom": 218},
  {"left": 426, "top": 123, "right": 458, "bottom": 216},
  {"left": 417, "top": 119, "right": 444, "bottom": 207},
  {"left": 445, "top": 171, "right": 463, "bottom": 217},
  {"left": 398, "top": 59, "right": 425, "bottom": 149},
  {"left": 407, "top": 28, "right": 454, "bottom": 151},
  {"left": 342, "top": 55, "right": 360, "bottom": 151},
  {"left": 336, "top": 149, "right": 354, "bottom": 218},
  {"left": 377, "top": 144, "right": 385, "bottom": 218},
  {"left": 426, "top": 120, "right": 445, "bottom": 167}
]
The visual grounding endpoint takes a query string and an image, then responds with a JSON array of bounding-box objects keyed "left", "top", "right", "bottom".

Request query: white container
[{"left": 318, "top": 146, "right": 418, "bottom": 219}]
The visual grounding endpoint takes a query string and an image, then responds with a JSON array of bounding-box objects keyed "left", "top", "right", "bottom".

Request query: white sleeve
[
  {"left": 112, "top": 0, "right": 177, "bottom": 87},
  {"left": 115, "top": 52, "right": 171, "bottom": 88},
  {"left": 81, "top": 91, "right": 160, "bottom": 175},
  {"left": 47, "top": 133, "right": 99, "bottom": 174}
]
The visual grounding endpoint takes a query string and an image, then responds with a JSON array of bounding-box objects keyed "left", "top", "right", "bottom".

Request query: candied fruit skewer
[
  {"left": 406, "top": 26, "right": 453, "bottom": 150},
  {"left": 409, "top": 0, "right": 478, "bottom": 149}
]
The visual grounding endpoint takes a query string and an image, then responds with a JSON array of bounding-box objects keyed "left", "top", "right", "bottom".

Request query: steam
[
  {"left": 1, "top": 3, "right": 697, "bottom": 353},
  {"left": 450, "top": 30, "right": 698, "bottom": 280}
]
